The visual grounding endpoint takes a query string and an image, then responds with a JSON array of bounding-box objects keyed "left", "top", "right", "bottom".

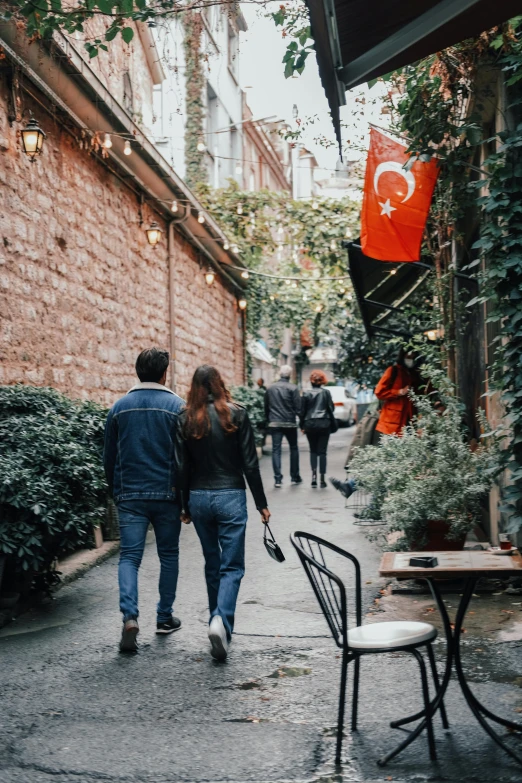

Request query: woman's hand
[
  {"left": 260, "top": 508, "right": 271, "bottom": 524},
  {"left": 397, "top": 386, "right": 410, "bottom": 396},
  {"left": 181, "top": 511, "right": 192, "bottom": 525}
]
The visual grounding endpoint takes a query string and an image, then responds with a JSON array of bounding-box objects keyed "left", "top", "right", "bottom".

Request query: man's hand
[
  {"left": 260, "top": 508, "right": 271, "bottom": 524},
  {"left": 181, "top": 512, "right": 192, "bottom": 525}
]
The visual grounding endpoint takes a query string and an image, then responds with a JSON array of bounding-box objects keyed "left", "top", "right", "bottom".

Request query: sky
[{"left": 239, "top": 2, "right": 389, "bottom": 178}]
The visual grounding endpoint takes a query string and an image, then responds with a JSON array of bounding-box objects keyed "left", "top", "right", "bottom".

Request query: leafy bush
[
  {"left": 0, "top": 385, "right": 109, "bottom": 588},
  {"left": 349, "top": 383, "right": 501, "bottom": 547},
  {"left": 231, "top": 386, "right": 267, "bottom": 446}
]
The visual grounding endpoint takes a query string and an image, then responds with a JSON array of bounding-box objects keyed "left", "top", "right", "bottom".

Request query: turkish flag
[{"left": 360, "top": 128, "right": 440, "bottom": 262}]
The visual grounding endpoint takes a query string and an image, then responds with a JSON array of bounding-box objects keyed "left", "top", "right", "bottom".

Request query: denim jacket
[{"left": 103, "top": 383, "right": 185, "bottom": 503}]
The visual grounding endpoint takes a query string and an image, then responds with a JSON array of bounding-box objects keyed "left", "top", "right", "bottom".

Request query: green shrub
[
  {"left": 231, "top": 386, "right": 267, "bottom": 446},
  {"left": 0, "top": 385, "right": 109, "bottom": 588},
  {"left": 349, "top": 386, "right": 502, "bottom": 548}
]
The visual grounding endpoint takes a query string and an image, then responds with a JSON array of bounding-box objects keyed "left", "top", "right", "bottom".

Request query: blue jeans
[
  {"left": 117, "top": 499, "right": 181, "bottom": 623},
  {"left": 190, "top": 489, "right": 247, "bottom": 640},
  {"left": 271, "top": 428, "right": 300, "bottom": 482}
]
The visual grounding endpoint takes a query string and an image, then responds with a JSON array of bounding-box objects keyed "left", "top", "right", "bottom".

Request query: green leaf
[{"left": 121, "top": 26, "right": 134, "bottom": 44}]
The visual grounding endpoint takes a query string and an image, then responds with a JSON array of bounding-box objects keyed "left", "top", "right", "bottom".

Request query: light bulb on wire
[
  {"left": 171, "top": 200, "right": 178, "bottom": 213},
  {"left": 223, "top": 241, "right": 230, "bottom": 250},
  {"left": 197, "top": 138, "right": 206, "bottom": 152},
  {"left": 241, "top": 270, "right": 249, "bottom": 280},
  {"left": 103, "top": 133, "right": 112, "bottom": 149},
  {"left": 123, "top": 140, "right": 132, "bottom": 155},
  {"left": 198, "top": 212, "right": 205, "bottom": 224},
  {"left": 237, "top": 204, "right": 243, "bottom": 215}
]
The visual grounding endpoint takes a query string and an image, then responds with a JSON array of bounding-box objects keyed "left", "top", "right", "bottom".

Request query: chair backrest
[{"left": 291, "top": 531, "right": 362, "bottom": 649}]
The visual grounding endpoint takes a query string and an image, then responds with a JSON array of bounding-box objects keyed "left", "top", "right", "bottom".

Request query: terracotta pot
[{"left": 415, "top": 520, "right": 466, "bottom": 551}]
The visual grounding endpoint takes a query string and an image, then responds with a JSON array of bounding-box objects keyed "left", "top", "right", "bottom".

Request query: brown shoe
[{"left": 120, "top": 618, "right": 139, "bottom": 653}]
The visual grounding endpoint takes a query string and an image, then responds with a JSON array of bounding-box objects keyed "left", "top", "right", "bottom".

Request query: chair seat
[{"left": 348, "top": 620, "right": 437, "bottom": 650}]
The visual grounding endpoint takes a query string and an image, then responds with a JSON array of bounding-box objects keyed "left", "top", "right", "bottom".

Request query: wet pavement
[{"left": 0, "top": 428, "right": 521, "bottom": 783}]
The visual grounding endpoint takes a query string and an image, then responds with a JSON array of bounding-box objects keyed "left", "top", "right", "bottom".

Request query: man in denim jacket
[{"left": 104, "top": 348, "right": 185, "bottom": 652}]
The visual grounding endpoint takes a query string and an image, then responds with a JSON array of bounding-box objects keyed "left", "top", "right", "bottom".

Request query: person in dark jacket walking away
[
  {"left": 104, "top": 348, "right": 185, "bottom": 653},
  {"left": 264, "top": 365, "right": 302, "bottom": 488},
  {"left": 300, "top": 370, "right": 335, "bottom": 488},
  {"left": 175, "top": 365, "right": 270, "bottom": 661}
]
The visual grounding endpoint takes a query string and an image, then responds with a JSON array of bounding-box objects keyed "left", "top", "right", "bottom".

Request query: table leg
[{"left": 453, "top": 577, "right": 522, "bottom": 766}]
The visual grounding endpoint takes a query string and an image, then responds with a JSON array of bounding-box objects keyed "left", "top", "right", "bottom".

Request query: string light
[
  {"left": 285, "top": 279, "right": 292, "bottom": 285},
  {"left": 312, "top": 201, "right": 319, "bottom": 210},
  {"left": 291, "top": 282, "right": 298, "bottom": 288},
  {"left": 238, "top": 299, "right": 247, "bottom": 310},
  {"left": 241, "top": 270, "right": 249, "bottom": 279},
  {"left": 237, "top": 204, "right": 243, "bottom": 215},
  {"left": 123, "top": 140, "right": 132, "bottom": 155},
  {"left": 223, "top": 241, "right": 230, "bottom": 250},
  {"left": 235, "top": 165, "right": 243, "bottom": 175},
  {"left": 232, "top": 244, "right": 239, "bottom": 253},
  {"left": 171, "top": 200, "right": 178, "bottom": 213},
  {"left": 103, "top": 133, "right": 112, "bottom": 149},
  {"left": 330, "top": 240, "right": 337, "bottom": 251},
  {"left": 315, "top": 304, "right": 323, "bottom": 313},
  {"left": 269, "top": 295, "right": 275, "bottom": 301},
  {"left": 205, "top": 269, "right": 215, "bottom": 286},
  {"left": 345, "top": 227, "right": 352, "bottom": 238},
  {"left": 390, "top": 268, "right": 397, "bottom": 275},
  {"left": 198, "top": 212, "right": 205, "bottom": 224},
  {"left": 197, "top": 138, "right": 206, "bottom": 152}
]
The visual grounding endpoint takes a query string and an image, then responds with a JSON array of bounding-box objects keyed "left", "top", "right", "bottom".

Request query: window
[{"left": 228, "top": 22, "right": 239, "bottom": 79}]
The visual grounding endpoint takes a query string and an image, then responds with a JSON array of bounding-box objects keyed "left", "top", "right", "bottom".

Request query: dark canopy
[
  {"left": 347, "top": 242, "right": 433, "bottom": 338},
  {"left": 306, "top": 0, "right": 521, "bottom": 147}
]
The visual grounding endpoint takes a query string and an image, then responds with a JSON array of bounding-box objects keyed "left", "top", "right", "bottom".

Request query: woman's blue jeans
[
  {"left": 190, "top": 489, "right": 247, "bottom": 641},
  {"left": 117, "top": 499, "right": 181, "bottom": 623}
]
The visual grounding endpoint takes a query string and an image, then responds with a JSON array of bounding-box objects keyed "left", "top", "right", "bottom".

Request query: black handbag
[{"left": 263, "top": 523, "right": 285, "bottom": 563}]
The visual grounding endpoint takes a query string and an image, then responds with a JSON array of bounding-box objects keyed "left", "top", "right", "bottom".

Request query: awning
[
  {"left": 247, "top": 340, "right": 276, "bottom": 365},
  {"left": 305, "top": 0, "right": 521, "bottom": 147},
  {"left": 347, "top": 242, "right": 433, "bottom": 338}
]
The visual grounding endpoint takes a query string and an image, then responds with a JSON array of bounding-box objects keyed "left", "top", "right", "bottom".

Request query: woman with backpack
[
  {"left": 330, "top": 348, "right": 421, "bottom": 498},
  {"left": 300, "top": 370, "right": 337, "bottom": 488},
  {"left": 175, "top": 365, "right": 270, "bottom": 661}
]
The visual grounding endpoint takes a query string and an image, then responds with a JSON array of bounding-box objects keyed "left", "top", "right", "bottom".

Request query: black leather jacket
[
  {"left": 175, "top": 403, "right": 267, "bottom": 513},
  {"left": 264, "top": 379, "right": 301, "bottom": 427},
  {"left": 300, "top": 387, "right": 334, "bottom": 430}
]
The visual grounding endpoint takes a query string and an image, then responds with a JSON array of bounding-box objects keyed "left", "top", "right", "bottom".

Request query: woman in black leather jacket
[
  {"left": 175, "top": 365, "right": 270, "bottom": 661},
  {"left": 300, "top": 370, "right": 336, "bottom": 488}
]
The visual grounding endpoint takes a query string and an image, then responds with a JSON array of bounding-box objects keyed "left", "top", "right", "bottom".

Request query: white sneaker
[{"left": 208, "top": 616, "right": 229, "bottom": 661}]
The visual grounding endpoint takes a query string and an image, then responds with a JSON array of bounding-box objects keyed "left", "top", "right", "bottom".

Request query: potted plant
[{"left": 349, "top": 388, "right": 501, "bottom": 550}]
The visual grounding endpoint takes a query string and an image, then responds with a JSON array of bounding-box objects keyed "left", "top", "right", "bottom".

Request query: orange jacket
[{"left": 374, "top": 364, "right": 420, "bottom": 436}]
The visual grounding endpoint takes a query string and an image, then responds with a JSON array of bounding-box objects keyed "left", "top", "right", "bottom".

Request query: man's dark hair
[{"left": 135, "top": 348, "right": 169, "bottom": 382}]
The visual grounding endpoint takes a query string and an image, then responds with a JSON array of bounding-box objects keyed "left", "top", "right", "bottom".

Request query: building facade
[{"left": 0, "top": 21, "right": 246, "bottom": 404}]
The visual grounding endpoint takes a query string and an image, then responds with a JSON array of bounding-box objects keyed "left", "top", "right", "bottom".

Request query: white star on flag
[{"left": 379, "top": 199, "right": 396, "bottom": 218}]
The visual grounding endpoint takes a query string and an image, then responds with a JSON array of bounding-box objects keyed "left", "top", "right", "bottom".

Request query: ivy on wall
[
  {"left": 381, "top": 19, "right": 522, "bottom": 533},
  {"left": 183, "top": 10, "right": 207, "bottom": 189}
]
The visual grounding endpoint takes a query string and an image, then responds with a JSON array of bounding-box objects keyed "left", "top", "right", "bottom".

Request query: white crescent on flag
[{"left": 373, "top": 161, "right": 416, "bottom": 203}]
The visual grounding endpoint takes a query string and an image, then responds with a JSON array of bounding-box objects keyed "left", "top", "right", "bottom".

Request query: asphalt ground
[{"left": 0, "top": 428, "right": 521, "bottom": 783}]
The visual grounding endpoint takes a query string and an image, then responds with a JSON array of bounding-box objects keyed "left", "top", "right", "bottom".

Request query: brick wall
[{"left": 0, "top": 78, "right": 244, "bottom": 406}]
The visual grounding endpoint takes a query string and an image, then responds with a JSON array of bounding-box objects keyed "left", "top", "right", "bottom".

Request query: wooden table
[{"left": 378, "top": 550, "right": 522, "bottom": 766}]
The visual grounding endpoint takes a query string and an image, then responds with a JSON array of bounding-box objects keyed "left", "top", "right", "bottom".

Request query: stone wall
[{"left": 0, "top": 78, "right": 244, "bottom": 406}]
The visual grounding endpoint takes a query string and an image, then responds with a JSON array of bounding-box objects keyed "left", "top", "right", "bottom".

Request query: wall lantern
[
  {"left": 21, "top": 118, "right": 46, "bottom": 162},
  {"left": 238, "top": 299, "right": 247, "bottom": 310},
  {"left": 205, "top": 269, "right": 215, "bottom": 286},
  {"left": 146, "top": 221, "right": 163, "bottom": 246}
]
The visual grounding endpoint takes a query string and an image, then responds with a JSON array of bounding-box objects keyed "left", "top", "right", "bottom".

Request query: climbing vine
[
  {"left": 381, "top": 18, "right": 522, "bottom": 532},
  {"left": 196, "top": 183, "right": 360, "bottom": 350},
  {"left": 183, "top": 10, "right": 207, "bottom": 189}
]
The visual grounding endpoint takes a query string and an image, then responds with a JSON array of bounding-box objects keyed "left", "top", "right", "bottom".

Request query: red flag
[{"left": 361, "top": 128, "right": 439, "bottom": 262}]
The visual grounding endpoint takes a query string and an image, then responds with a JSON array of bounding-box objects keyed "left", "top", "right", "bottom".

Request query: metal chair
[{"left": 291, "top": 531, "right": 448, "bottom": 766}]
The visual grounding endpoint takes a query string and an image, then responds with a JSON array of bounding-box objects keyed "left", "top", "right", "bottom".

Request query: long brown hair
[{"left": 183, "top": 365, "right": 238, "bottom": 439}]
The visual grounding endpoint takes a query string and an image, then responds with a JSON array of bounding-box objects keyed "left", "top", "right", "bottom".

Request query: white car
[{"left": 325, "top": 386, "right": 357, "bottom": 427}]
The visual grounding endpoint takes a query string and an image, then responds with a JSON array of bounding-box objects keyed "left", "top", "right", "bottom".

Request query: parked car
[{"left": 325, "top": 386, "right": 357, "bottom": 427}]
